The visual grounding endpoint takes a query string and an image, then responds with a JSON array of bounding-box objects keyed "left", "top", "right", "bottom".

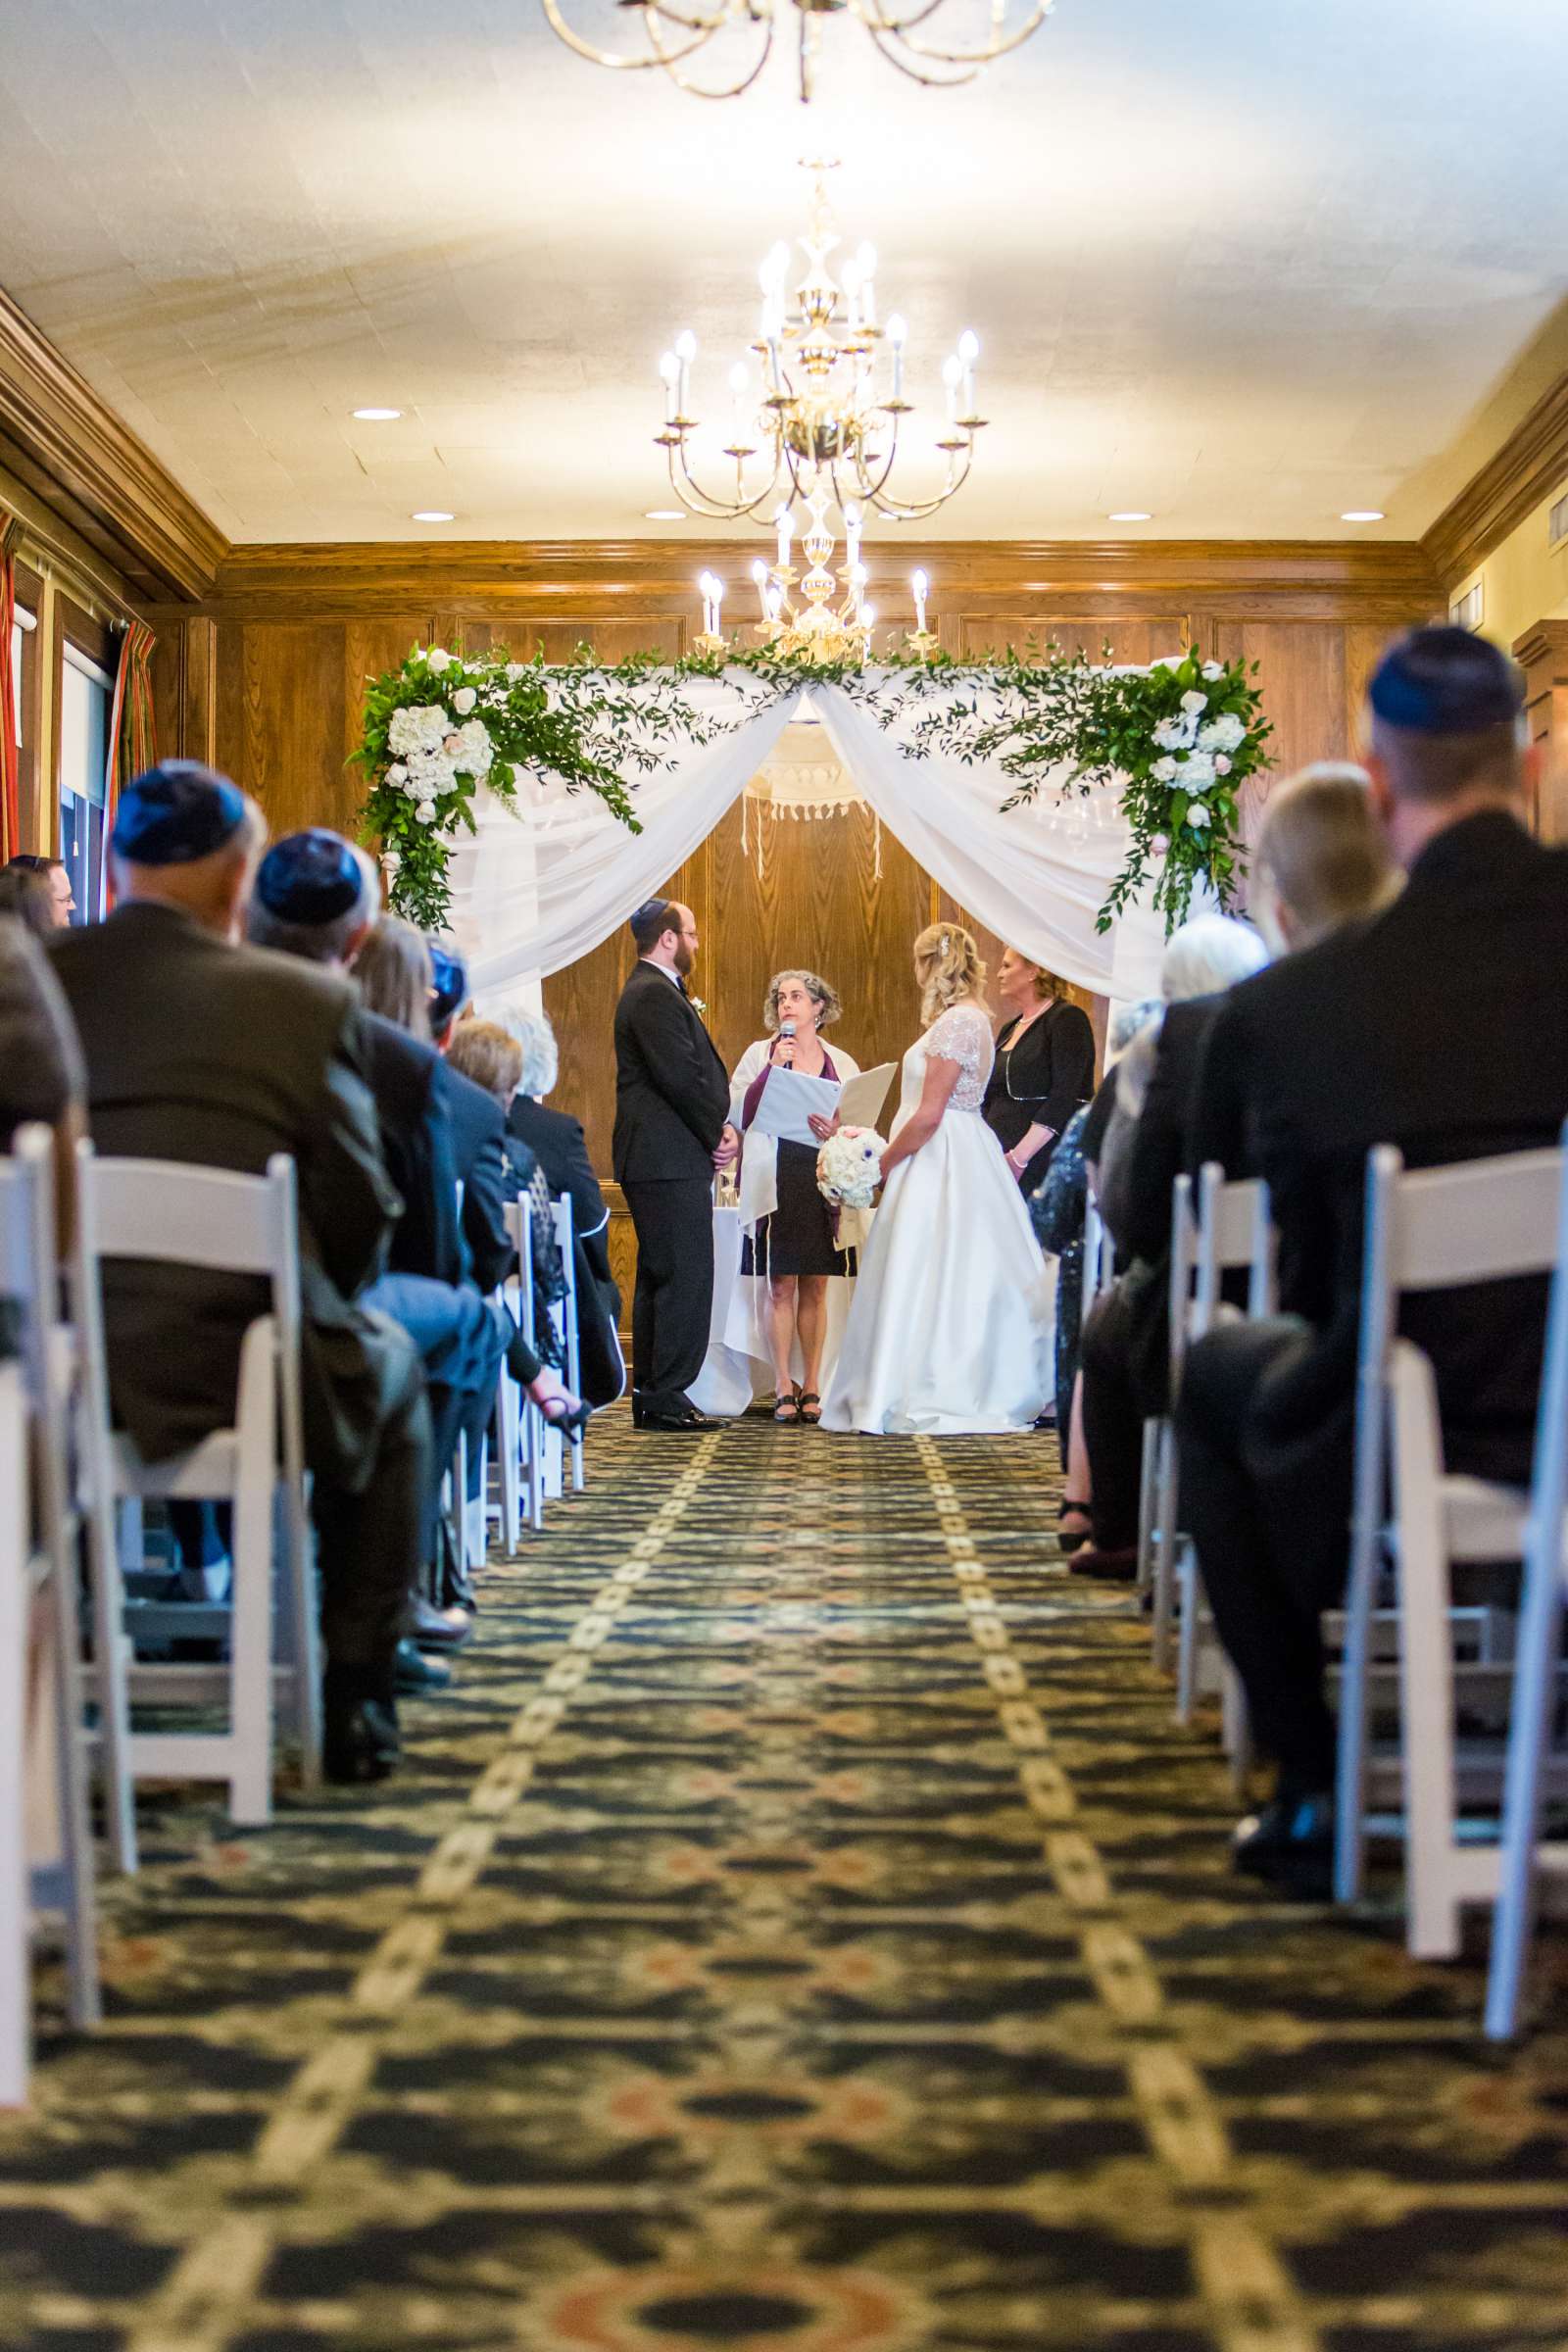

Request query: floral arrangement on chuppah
[{"left": 352, "top": 638, "right": 1270, "bottom": 936}]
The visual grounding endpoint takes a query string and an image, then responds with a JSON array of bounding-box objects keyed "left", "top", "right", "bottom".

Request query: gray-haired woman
[{"left": 729, "top": 968, "right": 861, "bottom": 1423}]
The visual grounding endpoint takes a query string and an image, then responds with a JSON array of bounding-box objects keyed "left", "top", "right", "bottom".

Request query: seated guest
[
  {"left": 0, "top": 913, "right": 85, "bottom": 1265},
  {"left": 1250, "top": 761, "right": 1400, "bottom": 957},
  {"left": 0, "top": 863, "right": 60, "bottom": 941},
  {"left": 49, "top": 765, "right": 429, "bottom": 1785},
  {"left": 729, "top": 969, "right": 860, "bottom": 1424},
  {"left": 4, "top": 853, "right": 75, "bottom": 928},
  {"left": 1178, "top": 628, "right": 1568, "bottom": 1893},
  {"left": 984, "top": 949, "right": 1097, "bottom": 1191},
  {"left": 500, "top": 1004, "right": 625, "bottom": 1406},
  {"left": 1073, "top": 918, "right": 1268, "bottom": 1574}
]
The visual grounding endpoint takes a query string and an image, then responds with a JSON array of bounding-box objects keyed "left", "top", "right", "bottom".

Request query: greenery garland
[{"left": 354, "top": 638, "right": 1269, "bottom": 936}]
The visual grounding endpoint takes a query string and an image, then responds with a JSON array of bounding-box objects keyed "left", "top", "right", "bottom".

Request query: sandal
[
  {"left": 797, "top": 1392, "right": 823, "bottom": 1426},
  {"left": 1055, "top": 1497, "right": 1093, "bottom": 1555},
  {"left": 773, "top": 1393, "right": 803, "bottom": 1425}
]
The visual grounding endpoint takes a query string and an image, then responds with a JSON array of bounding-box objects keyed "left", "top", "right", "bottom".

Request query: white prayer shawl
[{"left": 729, "top": 1037, "right": 868, "bottom": 1252}]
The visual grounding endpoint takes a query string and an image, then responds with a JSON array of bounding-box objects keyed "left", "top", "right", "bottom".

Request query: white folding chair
[
  {"left": 552, "top": 1195, "right": 587, "bottom": 1494},
  {"left": 502, "top": 1199, "right": 545, "bottom": 1536},
  {"left": 0, "top": 1132, "right": 102, "bottom": 2070},
  {"left": 1334, "top": 1138, "right": 1567, "bottom": 1953},
  {"left": 74, "top": 1147, "right": 319, "bottom": 1826},
  {"left": 1486, "top": 1134, "right": 1568, "bottom": 2037},
  {"left": 1142, "top": 1174, "right": 1199, "bottom": 1662}
]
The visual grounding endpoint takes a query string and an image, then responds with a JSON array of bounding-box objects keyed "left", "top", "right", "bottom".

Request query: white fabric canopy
[{"left": 448, "top": 668, "right": 1172, "bottom": 1009}]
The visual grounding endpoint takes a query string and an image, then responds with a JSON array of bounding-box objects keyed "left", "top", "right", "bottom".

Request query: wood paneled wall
[{"left": 144, "top": 536, "right": 1441, "bottom": 1181}]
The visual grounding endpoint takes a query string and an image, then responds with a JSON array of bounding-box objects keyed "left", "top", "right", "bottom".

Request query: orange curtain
[
  {"left": 0, "top": 511, "right": 21, "bottom": 864},
  {"left": 106, "top": 616, "right": 157, "bottom": 840}
]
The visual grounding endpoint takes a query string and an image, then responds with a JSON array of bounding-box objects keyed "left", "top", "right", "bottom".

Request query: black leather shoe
[
  {"left": 1067, "top": 1544, "right": 1139, "bottom": 1581},
  {"left": 323, "top": 1695, "right": 402, "bottom": 1785},
  {"left": 1232, "top": 1791, "right": 1334, "bottom": 1897},
  {"left": 408, "top": 1595, "right": 472, "bottom": 1650},
  {"left": 394, "top": 1639, "right": 453, "bottom": 1694},
  {"left": 639, "top": 1408, "right": 721, "bottom": 1432}
]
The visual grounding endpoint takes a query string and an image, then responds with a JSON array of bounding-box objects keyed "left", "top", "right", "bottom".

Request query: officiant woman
[
  {"left": 983, "top": 948, "right": 1097, "bottom": 1191},
  {"left": 730, "top": 969, "right": 861, "bottom": 1424}
]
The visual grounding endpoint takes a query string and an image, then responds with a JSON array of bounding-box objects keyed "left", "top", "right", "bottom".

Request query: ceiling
[{"left": 1, "top": 0, "right": 1566, "bottom": 548}]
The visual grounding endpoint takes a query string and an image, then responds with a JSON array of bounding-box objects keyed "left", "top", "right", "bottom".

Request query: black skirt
[{"left": 740, "top": 1138, "right": 858, "bottom": 1279}]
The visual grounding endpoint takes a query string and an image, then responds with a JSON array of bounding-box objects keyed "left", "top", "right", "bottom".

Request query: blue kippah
[
  {"left": 256, "top": 829, "right": 363, "bottom": 923},
  {"left": 426, "top": 938, "right": 468, "bottom": 1028},
  {"left": 1369, "top": 626, "right": 1524, "bottom": 735},
  {"left": 112, "top": 761, "right": 246, "bottom": 865}
]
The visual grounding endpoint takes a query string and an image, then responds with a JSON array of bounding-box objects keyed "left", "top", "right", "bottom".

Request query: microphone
[{"left": 778, "top": 1018, "right": 797, "bottom": 1064}]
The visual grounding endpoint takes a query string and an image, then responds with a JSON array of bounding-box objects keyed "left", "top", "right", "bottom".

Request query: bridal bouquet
[{"left": 817, "top": 1126, "right": 887, "bottom": 1211}]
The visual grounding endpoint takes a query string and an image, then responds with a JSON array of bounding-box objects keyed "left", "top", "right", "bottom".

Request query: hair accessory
[
  {"left": 111, "top": 761, "right": 246, "bottom": 866},
  {"left": 939, "top": 932, "right": 951, "bottom": 955},
  {"left": 256, "top": 829, "right": 363, "bottom": 923}
]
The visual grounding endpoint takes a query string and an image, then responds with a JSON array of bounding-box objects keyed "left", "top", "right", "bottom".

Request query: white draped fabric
[{"left": 447, "top": 669, "right": 1175, "bottom": 1010}]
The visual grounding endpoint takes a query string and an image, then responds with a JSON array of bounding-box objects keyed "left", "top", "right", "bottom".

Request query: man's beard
[{"left": 673, "top": 940, "right": 695, "bottom": 977}]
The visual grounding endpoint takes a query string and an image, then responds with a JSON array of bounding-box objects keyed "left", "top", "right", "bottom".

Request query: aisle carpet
[{"left": 3, "top": 1415, "right": 1567, "bottom": 2352}]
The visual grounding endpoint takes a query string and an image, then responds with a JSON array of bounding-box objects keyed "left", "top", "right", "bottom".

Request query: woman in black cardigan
[{"left": 983, "top": 949, "right": 1097, "bottom": 1192}]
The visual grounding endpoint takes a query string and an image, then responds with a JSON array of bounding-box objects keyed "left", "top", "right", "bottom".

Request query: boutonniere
[{"left": 688, "top": 994, "right": 708, "bottom": 1016}]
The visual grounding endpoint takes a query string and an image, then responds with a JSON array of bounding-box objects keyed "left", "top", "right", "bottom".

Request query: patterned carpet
[{"left": 4, "top": 1412, "right": 1568, "bottom": 2352}]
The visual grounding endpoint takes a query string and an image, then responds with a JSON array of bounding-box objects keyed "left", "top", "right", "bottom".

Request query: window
[{"left": 60, "top": 640, "right": 112, "bottom": 921}]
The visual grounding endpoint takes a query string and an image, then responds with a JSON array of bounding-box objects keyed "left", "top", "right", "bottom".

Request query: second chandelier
[{"left": 656, "top": 163, "right": 987, "bottom": 528}]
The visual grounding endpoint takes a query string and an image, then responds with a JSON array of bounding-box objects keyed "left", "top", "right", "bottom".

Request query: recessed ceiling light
[
  {"left": 645, "top": 509, "right": 686, "bottom": 521},
  {"left": 411, "top": 510, "right": 455, "bottom": 523},
  {"left": 352, "top": 406, "right": 402, "bottom": 421},
  {"left": 1341, "top": 509, "right": 1385, "bottom": 523},
  {"left": 1108, "top": 510, "right": 1152, "bottom": 523}
]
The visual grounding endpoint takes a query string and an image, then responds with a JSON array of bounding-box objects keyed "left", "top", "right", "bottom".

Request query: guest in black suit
[
  {"left": 50, "top": 767, "right": 429, "bottom": 1784},
  {"left": 612, "top": 898, "right": 738, "bottom": 1430},
  {"left": 502, "top": 1006, "right": 625, "bottom": 1409},
  {"left": 983, "top": 949, "right": 1097, "bottom": 1192},
  {"left": 1178, "top": 629, "right": 1568, "bottom": 1892}
]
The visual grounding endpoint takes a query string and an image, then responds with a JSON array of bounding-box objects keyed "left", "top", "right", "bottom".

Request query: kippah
[
  {"left": 112, "top": 761, "right": 246, "bottom": 865},
  {"left": 426, "top": 938, "right": 468, "bottom": 1027},
  {"left": 1369, "top": 626, "right": 1524, "bottom": 735},
  {"left": 629, "top": 897, "right": 670, "bottom": 936},
  {"left": 256, "top": 829, "right": 363, "bottom": 924}
]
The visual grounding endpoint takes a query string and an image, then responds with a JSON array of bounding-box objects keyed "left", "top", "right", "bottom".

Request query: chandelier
[
  {"left": 541, "top": 0, "right": 1054, "bottom": 104},
  {"left": 695, "top": 490, "right": 939, "bottom": 665},
  {"left": 656, "top": 163, "right": 986, "bottom": 529}
]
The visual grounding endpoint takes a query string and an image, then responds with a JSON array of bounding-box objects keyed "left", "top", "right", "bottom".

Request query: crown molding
[
  {"left": 0, "top": 288, "right": 227, "bottom": 607},
  {"left": 160, "top": 533, "right": 1439, "bottom": 624},
  {"left": 1422, "top": 371, "right": 1568, "bottom": 593}
]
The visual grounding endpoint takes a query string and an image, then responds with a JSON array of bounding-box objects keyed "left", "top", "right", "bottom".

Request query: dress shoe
[
  {"left": 408, "top": 1594, "right": 472, "bottom": 1650},
  {"left": 1231, "top": 1791, "right": 1334, "bottom": 1898},
  {"left": 1067, "top": 1544, "right": 1139, "bottom": 1581},
  {"left": 322, "top": 1695, "right": 402, "bottom": 1785},
  {"left": 637, "top": 1407, "right": 722, "bottom": 1433},
  {"left": 394, "top": 1639, "right": 453, "bottom": 1694}
]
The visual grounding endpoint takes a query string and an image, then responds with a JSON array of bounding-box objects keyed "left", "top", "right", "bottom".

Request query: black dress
[
  {"left": 739, "top": 1049, "right": 858, "bottom": 1280},
  {"left": 982, "top": 998, "right": 1097, "bottom": 1194}
]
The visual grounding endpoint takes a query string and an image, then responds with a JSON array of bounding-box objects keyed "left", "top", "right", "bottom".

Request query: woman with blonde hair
[
  {"left": 727, "top": 967, "right": 861, "bottom": 1423},
  {"left": 823, "top": 923, "right": 1054, "bottom": 1435}
]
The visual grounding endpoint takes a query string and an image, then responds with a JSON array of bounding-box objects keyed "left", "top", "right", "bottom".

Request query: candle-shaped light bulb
[
  {"left": 728, "top": 361, "right": 749, "bottom": 397},
  {"left": 942, "top": 352, "right": 962, "bottom": 423},
  {"left": 957, "top": 327, "right": 979, "bottom": 416},
  {"left": 751, "top": 558, "right": 769, "bottom": 617},
  {"left": 886, "top": 311, "right": 907, "bottom": 402},
  {"left": 911, "top": 567, "right": 929, "bottom": 634},
  {"left": 674, "top": 328, "right": 696, "bottom": 416},
  {"left": 861, "top": 605, "right": 876, "bottom": 632},
  {"left": 659, "top": 348, "right": 680, "bottom": 422},
  {"left": 710, "top": 576, "right": 724, "bottom": 625}
]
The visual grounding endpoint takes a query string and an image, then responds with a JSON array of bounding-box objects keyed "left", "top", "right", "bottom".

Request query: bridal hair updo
[
  {"left": 913, "top": 921, "right": 987, "bottom": 1025},
  {"left": 763, "top": 968, "right": 842, "bottom": 1034}
]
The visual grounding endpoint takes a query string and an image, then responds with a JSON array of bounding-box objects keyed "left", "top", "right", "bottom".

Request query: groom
[{"left": 613, "top": 898, "right": 739, "bottom": 1432}]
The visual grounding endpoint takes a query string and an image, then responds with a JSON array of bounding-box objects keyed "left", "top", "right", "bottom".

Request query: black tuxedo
[
  {"left": 612, "top": 959, "right": 730, "bottom": 1413},
  {"left": 49, "top": 903, "right": 428, "bottom": 1690},
  {"left": 362, "top": 1012, "right": 464, "bottom": 1286},
  {"left": 1177, "top": 809, "right": 1568, "bottom": 1788},
  {"left": 509, "top": 1094, "right": 625, "bottom": 1405}
]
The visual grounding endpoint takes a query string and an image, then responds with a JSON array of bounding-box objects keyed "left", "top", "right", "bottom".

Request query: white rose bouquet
[{"left": 816, "top": 1126, "right": 888, "bottom": 1211}]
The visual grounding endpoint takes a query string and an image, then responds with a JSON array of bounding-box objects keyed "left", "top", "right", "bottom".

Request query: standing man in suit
[
  {"left": 613, "top": 898, "right": 738, "bottom": 1431},
  {"left": 1177, "top": 627, "right": 1568, "bottom": 1893}
]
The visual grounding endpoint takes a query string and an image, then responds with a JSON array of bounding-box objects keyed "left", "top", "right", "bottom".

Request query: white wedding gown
[{"left": 821, "top": 1002, "right": 1055, "bottom": 1436}]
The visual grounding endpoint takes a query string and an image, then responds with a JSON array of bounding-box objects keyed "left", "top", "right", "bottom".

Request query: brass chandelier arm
[
  {"left": 538, "top": 0, "right": 721, "bottom": 69},
  {"left": 665, "top": 442, "right": 787, "bottom": 521},
  {"left": 832, "top": 432, "right": 976, "bottom": 523},
  {"left": 646, "top": 0, "right": 779, "bottom": 95},
  {"left": 858, "top": 0, "right": 1053, "bottom": 66}
]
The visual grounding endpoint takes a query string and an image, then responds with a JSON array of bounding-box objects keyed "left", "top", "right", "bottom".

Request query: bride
[{"left": 822, "top": 923, "right": 1055, "bottom": 1436}]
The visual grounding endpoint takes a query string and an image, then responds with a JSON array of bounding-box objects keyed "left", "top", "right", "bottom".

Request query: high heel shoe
[
  {"left": 1055, "top": 1497, "right": 1093, "bottom": 1555},
  {"left": 538, "top": 1393, "right": 592, "bottom": 1439}
]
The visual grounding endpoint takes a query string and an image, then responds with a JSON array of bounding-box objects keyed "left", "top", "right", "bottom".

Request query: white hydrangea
[
  {"left": 505, "top": 662, "right": 528, "bottom": 683},
  {"left": 1179, "top": 750, "right": 1216, "bottom": 788},
  {"left": 1202, "top": 661, "right": 1225, "bottom": 681},
  {"left": 1186, "top": 802, "right": 1212, "bottom": 829},
  {"left": 1179, "top": 689, "right": 1208, "bottom": 715},
  {"left": 1152, "top": 714, "right": 1195, "bottom": 751},
  {"left": 453, "top": 717, "right": 494, "bottom": 776},
  {"left": 452, "top": 686, "right": 477, "bottom": 716},
  {"left": 1152, "top": 755, "right": 1179, "bottom": 782},
  {"left": 426, "top": 649, "right": 453, "bottom": 674},
  {"left": 1199, "top": 711, "right": 1247, "bottom": 754},
  {"left": 386, "top": 762, "right": 408, "bottom": 786},
  {"left": 387, "top": 704, "right": 451, "bottom": 758}
]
